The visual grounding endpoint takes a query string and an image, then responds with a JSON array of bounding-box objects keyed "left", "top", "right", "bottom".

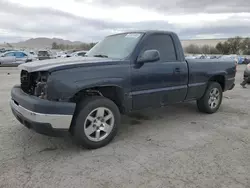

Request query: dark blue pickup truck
[{"left": 10, "top": 31, "right": 236, "bottom": 149}]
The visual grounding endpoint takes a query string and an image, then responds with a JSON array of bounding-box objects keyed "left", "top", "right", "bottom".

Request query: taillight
[{"left": 235, "top": 62, "right": 238, "bottom": 72}]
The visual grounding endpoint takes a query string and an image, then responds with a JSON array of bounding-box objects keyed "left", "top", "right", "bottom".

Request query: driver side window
[
  {"left": 15, "top": 52, "right": 27, "bottom": 58},
  {"left": 140, "top": 34, "right": 177, "bottom": 62}
]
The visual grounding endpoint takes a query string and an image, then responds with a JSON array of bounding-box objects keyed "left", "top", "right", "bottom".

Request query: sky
[{"left": 0, "top": 0, "right": 250, "bottom": 43}]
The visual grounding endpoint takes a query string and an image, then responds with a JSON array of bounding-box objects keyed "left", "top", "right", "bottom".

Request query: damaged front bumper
[{"left": 10, "top": 85, "right": 76, "bottom": 137}]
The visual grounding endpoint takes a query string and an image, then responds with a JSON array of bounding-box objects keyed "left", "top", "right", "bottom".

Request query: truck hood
[{"left": 18, "top": 56, "right": 119, "bottom": 72}]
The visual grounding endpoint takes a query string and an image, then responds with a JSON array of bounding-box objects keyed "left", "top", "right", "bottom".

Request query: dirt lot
[{"left": 0, "top": 66, "right": 250, "bottom": 188}]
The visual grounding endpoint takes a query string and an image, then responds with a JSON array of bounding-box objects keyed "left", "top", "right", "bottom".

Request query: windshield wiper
[{"left": 93, "top": 54, "right": 108, "bottom": 58}]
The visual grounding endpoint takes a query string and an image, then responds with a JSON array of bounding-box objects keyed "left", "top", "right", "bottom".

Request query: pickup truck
[{"left": 10, "top": 31, "right": 236, "bottom": 149}]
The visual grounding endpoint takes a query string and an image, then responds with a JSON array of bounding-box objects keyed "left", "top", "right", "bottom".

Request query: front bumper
[{"left": 10, "top": 85, "right": 76, "bottom": 137}]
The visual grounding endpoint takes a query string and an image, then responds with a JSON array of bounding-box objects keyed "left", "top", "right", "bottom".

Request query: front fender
[
  {"left": 74, "top": 77, "right": 125, "bottom": 91},
  {"left": 46, "top": 62, "right": 130, "bottom": 102},
  {"left": 47, "top": 77, "right": 127, "bottom": 102}
]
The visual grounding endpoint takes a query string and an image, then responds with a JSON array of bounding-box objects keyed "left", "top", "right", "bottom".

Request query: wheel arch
[
  {"left": 70, "top": 85, "right": 126, "bottom": 113},
  {"left": 208, "top": 74, "right": 226, "bottom": 91}
]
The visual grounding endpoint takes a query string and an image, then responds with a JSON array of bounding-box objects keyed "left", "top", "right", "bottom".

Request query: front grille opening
[{"left": 20, "top": 70, "right": 48, "bottom": 96}]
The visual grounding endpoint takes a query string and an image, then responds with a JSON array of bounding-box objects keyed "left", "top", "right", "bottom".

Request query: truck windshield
[{"left": 86, "top": 33, "right": 143, "bottom": 59}]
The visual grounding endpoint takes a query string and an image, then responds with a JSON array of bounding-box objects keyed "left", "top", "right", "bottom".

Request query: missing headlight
[
  {"left": 34, "top": 82, "right": 47, "bottom": 99},
  {"left": 34, "top": 71, "right": 49, "bottom": 99}
]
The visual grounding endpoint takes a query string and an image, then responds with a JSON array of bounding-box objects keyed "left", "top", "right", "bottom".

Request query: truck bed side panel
[{"left": 186, "top": 59, "right": 236, "bottom": 100}]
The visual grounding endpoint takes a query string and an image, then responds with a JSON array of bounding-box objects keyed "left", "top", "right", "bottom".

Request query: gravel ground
[{"left": 0, "top": 65, "right": 250, "bottom": 188}]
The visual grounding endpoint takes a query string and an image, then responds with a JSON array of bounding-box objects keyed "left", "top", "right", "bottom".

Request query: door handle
[{"left": 174, "top": 67, "right": 181, "bottom": 73}]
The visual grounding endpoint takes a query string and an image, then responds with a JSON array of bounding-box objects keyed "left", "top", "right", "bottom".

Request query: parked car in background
[
  {"left": 28, "top": 51, "right": 37, "bottom": 56},
  {"left": 242, "top": 57, "right": 250, "bottom": 65},
  {"left": 0, "top": 48, "right": 16, "bottom": 54},
  {"left": 37, "top": 50, "right": 56, "bottom": 60},
  {"left": 185, "top": 55, "right": 197, "bottom": 60},
  {"left": 56, "top": 51, "right": 67, "bottom": 58},
  {"left": 61, "top": 50, "right": 88, "bottom": 58},
  {"left": 195, "top": 54, "right": 208, "bottom": 59},
  {"left": 238, "top": 56, "right": 245, "bottom": 64},
  {"left": 0, "top": 51, "right": 37, "bottom": 65},
  {"left": 185, "top": 54, "right": 209, "bottom": 60},
  {"left": 209, "top": 55, "right": 218, "bottom": 59},
  {"left": 70, "top": 50, "right": 88, "bottom": 57},
  {"left": 219, "top": 55, "right": 239, "bottom": 64}
]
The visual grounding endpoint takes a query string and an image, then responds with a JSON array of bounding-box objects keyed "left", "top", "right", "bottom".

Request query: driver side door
[{"left": 130, "top": 34, "right": 188, "bottom": 110}]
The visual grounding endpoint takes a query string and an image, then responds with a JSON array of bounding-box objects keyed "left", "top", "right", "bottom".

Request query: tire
[
  {"left": 72, "top": 96, "right": 120, "bottom": 149},
  {"left": 197, "top": 82, "right": 223, "bottom": 114}
]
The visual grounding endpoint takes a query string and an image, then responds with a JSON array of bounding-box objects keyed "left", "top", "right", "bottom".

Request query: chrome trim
[
  {"left": 10, "top": 99, "right": 72, "bottom": 129},
  {"left": 227, "top": 77, "right": 235, "bottom": 81},
  {"left": 130, "top": 85, "right": 188, "bottom": 96}
]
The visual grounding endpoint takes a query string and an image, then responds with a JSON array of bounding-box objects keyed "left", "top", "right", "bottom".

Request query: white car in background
[
  {"left": 70, "top": 50, "right": 88, "bottom": 57},
  {"left": 56, "top": 51, "right": 67, "bottom": 58},
  {"left": 0, "top": 51, "right": 38, "bottom": 65}
]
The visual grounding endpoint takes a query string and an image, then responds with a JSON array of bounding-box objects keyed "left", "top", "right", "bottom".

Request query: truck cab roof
[{"left": 109, "top": 30, "right": 176, "bottom": 37}]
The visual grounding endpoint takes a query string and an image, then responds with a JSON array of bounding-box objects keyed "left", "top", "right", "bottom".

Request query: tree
[
  {"left": 209, "top": 46, "right": 220, "bottom": 54},
  {"left": 184, "top": 44, "right": 201, "bottom": 54},
  {"left": 240, "top": 38, "right": 250, "bottom": 55},
  {"left": 227, "top": 36, "right": 242, "bottom": 54},
  {"left": 50, "top": 42, "right": 97, "bottom": 51},
  {"left": 52, "top": 42, "right": 58, "bottom": 49},
  {"left": 78, "top": 42, "right": 97, "bottom": 50},
  {"left": 89, "top": 42, "right": 96, "bottom": 49},
  {"left": 216, "top": 42, "right": 223, "bottom": 53},
  {"left": 222, "top": 42, "right": 231, "bottom": 54},
  {"left": 201, "top": 45, "right": 210, "bottom": 54},
  {"left": 216, "top": 41, "right": 230, "bottom": 54},
  {"left": 184, "top": 44, "right": 220, "bottom": 55}
]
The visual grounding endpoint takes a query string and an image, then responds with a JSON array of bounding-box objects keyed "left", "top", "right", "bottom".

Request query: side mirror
[{"left": 137, "top": 50, "right": 160, "bottom": 63}]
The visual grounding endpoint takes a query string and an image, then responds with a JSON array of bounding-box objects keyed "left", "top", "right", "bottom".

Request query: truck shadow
[
  {"left": 125, "top": 101, "right": 198, "bottom": 123},
  {"left": 116, "top": 101, "right": 201, "bottom": 139}
]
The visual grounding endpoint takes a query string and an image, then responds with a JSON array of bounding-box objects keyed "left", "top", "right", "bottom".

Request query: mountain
[
  {"left": 10, "top": 37, "right": 83, "bottom": 49},
  {"left": 0, "top": 37, "right": 228, "bottom": 50}
]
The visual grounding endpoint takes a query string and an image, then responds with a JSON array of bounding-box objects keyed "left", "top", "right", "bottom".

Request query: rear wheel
[
  {"left": 72, "top": 96, "right": 120, "bottom": 149},
  {"left": 197, "top": 82, "right": 223, "bottom": 114}
]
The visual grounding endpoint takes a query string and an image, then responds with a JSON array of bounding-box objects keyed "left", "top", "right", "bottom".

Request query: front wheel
[
  {"left": 197, "top": 82, "right": 223, "bottom": 114},
  {"left": 72, "top": 96, "right": 120, "bottom": 149}
]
